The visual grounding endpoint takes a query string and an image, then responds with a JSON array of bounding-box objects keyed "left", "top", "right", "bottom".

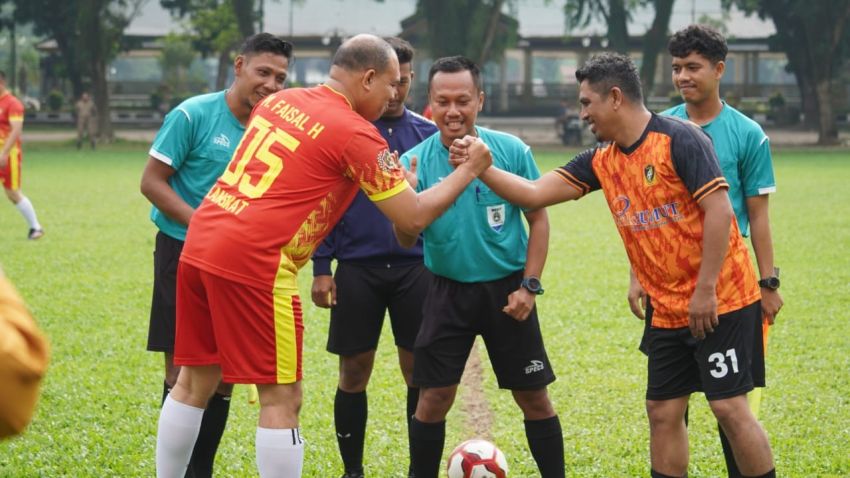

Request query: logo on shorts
[
  {"left": 487, "top": 204, "right": 505, "bottom": 232},
  {"left": 213, "top": 133, "right": 231, "bottom": 148},
  {"left": 524, "top": 360, "right": 545, "bottom": 374},
  {"left": 644, "top": 164, "right": 656, "bottom": 185}
]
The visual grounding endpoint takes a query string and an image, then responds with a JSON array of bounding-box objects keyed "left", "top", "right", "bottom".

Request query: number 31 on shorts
[
  {"left": 221, "top": 116, "right": 300, "bottom": 198},
  {"left": 708, "top": 348, "right": 739, "bottom": 378}
]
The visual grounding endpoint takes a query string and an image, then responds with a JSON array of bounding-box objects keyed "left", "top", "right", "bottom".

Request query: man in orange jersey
[
  {"left": 0, "top": 71, "right": 43, "bottom": 240},
  {"left": 452, "top": 53, "right": 775, "bottom": 478},
  {"left": 154, "top": 34, "right": 492, "bottom": 478}
]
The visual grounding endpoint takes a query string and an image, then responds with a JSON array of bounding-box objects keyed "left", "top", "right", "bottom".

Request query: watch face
[{"left": 527, "top": 278, "right": 541, "bottom": 290}]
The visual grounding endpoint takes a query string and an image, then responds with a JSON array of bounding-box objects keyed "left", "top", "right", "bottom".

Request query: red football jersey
[
  {"left": 181, "top": 85, "right": 408, "bottom": 293},
  {"left": 0, "top": 92, "right": 23, "bottom": 146}
]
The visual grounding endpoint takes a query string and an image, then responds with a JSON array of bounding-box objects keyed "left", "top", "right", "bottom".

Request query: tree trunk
[
  {"left": 231, "top": 0, "right": 256, "bottom": 39},
  {"left": 216, "top": 48, "right": 231, "bottom": 91},
  {"left": 607, "top": 0, "right": 629, "bottom": 53},
  {"left": 639, "top": 0, "right": 675, "bottom": 98},
  {"left": 477, "top": 0, "right": 505, "bottom": 66},
  {"left": 814, "top": 79, "right": 839, "bottom": 145}
]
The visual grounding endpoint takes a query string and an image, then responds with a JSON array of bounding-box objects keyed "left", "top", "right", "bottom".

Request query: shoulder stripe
[
  {"left": 553, "top": 169, "right": 589, "bottom": 196},
  {"left": 693, "top": 177, "right": 729, "bottom": 202},
  {"left": 177, "top": 107, "right": 192, "bottom": 122},
  {"left": 408, "top": 110, "right": 434, "bottom": 124},
  {"left": 149, "top": 149, "right": 174, "bottom": 166},
  {"left": 759, "top": 135, "right": 769, "bottom": 146},
  {"left": 757, "top": 186, "right": 777, "bottom": 195}
]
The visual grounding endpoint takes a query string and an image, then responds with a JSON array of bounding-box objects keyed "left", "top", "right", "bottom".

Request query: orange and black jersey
[{"left": 557, "top": 114, "right": 760, "bottom": 329}]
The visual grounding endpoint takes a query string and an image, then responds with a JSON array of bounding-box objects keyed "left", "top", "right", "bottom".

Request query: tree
[
  {"left": 563, "top": 0, "right": 676, "bottom": 95},
  {"left": 417, "top": 0, "right": 518, "bottom": 66},
  {"left": 161, "top": 0, "right": 242, "bottom": 90},
  {"left": 726, "top": 0, "right": 850, "bottom": 144},
  {"left": 638, "top": 0, "right": 674, "bottom": 97}
]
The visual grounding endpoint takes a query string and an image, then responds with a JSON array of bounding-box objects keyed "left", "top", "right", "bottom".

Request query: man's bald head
[{"left": 332, "top": 34, "right": 397, "bottom": 74}]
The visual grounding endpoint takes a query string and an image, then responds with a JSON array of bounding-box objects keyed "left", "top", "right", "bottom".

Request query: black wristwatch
[
  {"left": 758, "top": 267, "right": 780, "bottom": 291},
  {"left": 521, "top": 276, "right": 545, "bottom": 295}
]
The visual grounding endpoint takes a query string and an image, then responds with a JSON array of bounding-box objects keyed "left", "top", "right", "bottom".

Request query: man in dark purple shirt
[{"left": 310, "top": 37, "right": 437, "bottom": 478}]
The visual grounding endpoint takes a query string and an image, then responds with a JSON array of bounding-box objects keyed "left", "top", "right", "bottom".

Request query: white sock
[
  {"left": 256, "top": 427, "right": 305, "bottom": 478},
  {"left": 15, "top": 196, "right": 41, "bottom": 230},
  {"left": 156, "top": 395, "right": 204, "bottom": 478}
]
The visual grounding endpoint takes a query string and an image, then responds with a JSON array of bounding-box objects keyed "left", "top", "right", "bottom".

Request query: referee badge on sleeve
[{"left": 487, "top": 204, "right": 505, "bottom": 233}]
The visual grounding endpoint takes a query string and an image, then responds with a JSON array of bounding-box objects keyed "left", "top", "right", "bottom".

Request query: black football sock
[
  {"left": 335, "top": 388, "right": 367, "bottom": 474},
  {"left": 409, "top": 417, "right": 445, "bottom": 478},
  {"left": 187, "top": 392, "right": 231, "bottom": 478},
  {"left": 744, "top": 470, "right": 775, "bottom": 478},
  {"left": 651, "top": 470, "right": 684, "bottom": 478},
  {"left": 406, "top": 387, "right": 419, "bottom": 475},
  {"left": 718, "top": 422, "right": 743, "bottom": 477},
  {"left": 524, "top": 415, "right": 565, "bottom": 478}
]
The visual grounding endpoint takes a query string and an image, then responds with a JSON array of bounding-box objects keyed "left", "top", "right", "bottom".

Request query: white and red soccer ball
[{"left": 446, "top": 439, "right": 509, "bottom": 478}]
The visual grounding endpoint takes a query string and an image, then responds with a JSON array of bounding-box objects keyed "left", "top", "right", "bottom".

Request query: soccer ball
[{"left": 446, "top": 439, "right": 508, "bottom": 478}]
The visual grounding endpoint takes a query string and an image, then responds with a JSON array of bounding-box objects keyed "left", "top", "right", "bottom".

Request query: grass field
[{"left": 0, "top": 141, "right": 848, "bottom": 477}]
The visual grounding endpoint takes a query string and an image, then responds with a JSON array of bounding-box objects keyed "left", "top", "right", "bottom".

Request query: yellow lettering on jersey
[
  {"left": 206, "top": 185, "right": 250, "bottom": 216},
  {"left": 260, "top": 95, "right": 278, "bottom": 109},
  {"left": 307, "top": 122, "right": 325, "bottom": 140}
]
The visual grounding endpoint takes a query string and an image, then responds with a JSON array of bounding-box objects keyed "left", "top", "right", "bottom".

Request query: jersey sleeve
[
  {"left": 344, "top": 129, "right": 408, "bottom": 201},
  {"left": 515, "top": 143, "right": 542, "bottom": 181},
  {"left": 7, "top": 98, "right": 23, "bottom": 123},
  {"left": 740, "top": 127, "right": 776, "bottom": 197},
  {"left": 554, "top": 148, "right": 600, "bottom": 196},
  {"left": 149, "top": 106, "right": 195, "bottom": 169},
  {"left": 311, "top": 233, "right": 336, "bottom": 276},
  {"left": 671, "top": 124, "right": 729, "bottom": 202}
]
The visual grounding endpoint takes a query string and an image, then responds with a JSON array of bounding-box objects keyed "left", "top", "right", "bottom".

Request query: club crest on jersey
[
  {"left": 487, "top": 204, "right": 505, "bottom": 232},
  {"left": 644, "top": 164, "right": 656, "bottom": 185},
  {"left": 213, "top": 133, "right": 231, "bottom": 148},
  {"left": 376, "top": 149, "right": 397, "bottom": 172}
]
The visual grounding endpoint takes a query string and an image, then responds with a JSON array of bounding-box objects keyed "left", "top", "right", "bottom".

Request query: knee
[
  {"left": 709, "top": 397, "right": 750, "bottom": 433},
  {"left": 513, "top": 389, "right": 555, "bottom": 420},
  {"left": 339, "top": 355, "right": 374, "bottom": 392},
  {"left": 645, "top": 400, "right": 680, "bottom": 430},
  {"left": 216, "top": 381, "right": 234, "bottom": 397},
  {"left": 416, "top": 388, "right": 455, "bottom": 421}
]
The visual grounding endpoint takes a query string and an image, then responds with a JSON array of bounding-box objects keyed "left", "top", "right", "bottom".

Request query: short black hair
[
  {"left": 668, "top": 24, "right": 728, "bottom": 64},
  {"left": 332, "top": 35, "right": 395, "bottom": 73},
  {"left": 240, "top": 32, "right": 293, "bottom": 60},
  {"left": 575, "top": 53, "right": 643, "bottom": 102},
  {"left": 384, "top": 37, "right": 414, "bottom": 65},
  {"left": 428, "top": 56, "right": 481, "bottom": 93}
]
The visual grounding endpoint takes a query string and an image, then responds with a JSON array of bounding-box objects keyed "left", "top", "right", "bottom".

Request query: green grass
[{"left": 0, "top": 143, "right": 848, "bottom": 477}]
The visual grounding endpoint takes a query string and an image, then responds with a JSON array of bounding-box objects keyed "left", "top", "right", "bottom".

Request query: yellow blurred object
[
  {"left": 248, "top": 384, "right": 259, "bottom": 405},
  {"left": 0, "top": 269, "right": 49, "bottom": 439}
]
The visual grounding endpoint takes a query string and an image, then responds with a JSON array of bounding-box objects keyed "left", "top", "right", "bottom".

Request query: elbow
[{"left": 140, "top": 176, "right": 154, "bottom": 201}]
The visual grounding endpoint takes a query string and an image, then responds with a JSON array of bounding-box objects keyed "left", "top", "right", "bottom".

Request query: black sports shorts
[
  {"left": 644, "top": 300, "right": 763, "bottom": 401},
  {"left": 326, "top": 261, "right": 431, "bottom": 355},
  {"left": 146, "top": 231, "right": 183, "bottom": 352},
  {"left": 639, "top": 297, "right": 765, "bottom": 388},
  {"left": 413, "top": 270, "right": 556, "bottom": 391}
]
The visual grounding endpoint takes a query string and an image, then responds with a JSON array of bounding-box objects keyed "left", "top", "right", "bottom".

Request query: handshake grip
[{"left": 449, "top": 135, "right": 492, "bottom": 175}]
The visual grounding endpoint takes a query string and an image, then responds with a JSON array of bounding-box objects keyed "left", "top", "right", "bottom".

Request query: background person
[
  {"left": 74, "top": 92, "right": 97, "bottom": 150},
  {"left": 140, "top": 33, "right": 293, "bottom": 478}
]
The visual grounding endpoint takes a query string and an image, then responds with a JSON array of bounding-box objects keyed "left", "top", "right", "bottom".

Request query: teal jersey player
[
  {"left": 662, "top": 102, "right": 775, "bottom": 237},
  {"left": 148, "top": 91, "right": 245, "bottom": 240},
  {"left": 401, "top": 126, "right": 540, "bottom": 283}
]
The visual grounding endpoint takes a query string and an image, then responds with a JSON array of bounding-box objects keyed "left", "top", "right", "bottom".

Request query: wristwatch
[
  {"left": 758, "top": 267, "right": 780, "bottom": 291},
  {"left": 521, "top": 276, "right": 545, "bottom": 295}
]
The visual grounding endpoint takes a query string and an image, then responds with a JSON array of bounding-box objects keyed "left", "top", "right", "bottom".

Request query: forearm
[
  {"left": 479, "top": 167, "right": 540, "bottom": 209},
  {"left": 141, "top": 182, "right": 194, "bottom": 226},
  {"left": 747, "top": 196, "right": 776, "bottom": 278},
  {"left": 403, "top": 165, "right": 478, "bottom": 235},
  {"left": 523, "top": 209, "right": 549, "bottom": 278},
  {"left": 696, "top": 205, "right": 733, "bottom": 290}
]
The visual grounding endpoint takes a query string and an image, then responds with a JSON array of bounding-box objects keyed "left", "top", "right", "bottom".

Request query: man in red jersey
[
  {"left": 0, "top": 71, "right": 43, "bottom": 240},
  {"left": 155, "top": 34, "right": 492, "bottom": 478}
]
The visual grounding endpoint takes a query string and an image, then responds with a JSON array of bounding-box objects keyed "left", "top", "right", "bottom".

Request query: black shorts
[
  {"left": 639, "top": 297, "right": 766, "bottom": 388},
  {"left": 146, "top": 231, "right": 183, "bottom": 352},
  {"left": 326, "top": 262, "right": 431, "bottom": 355},
  {"left": 413, "top": 270, "right": 556, "bottom": 391},
  {"left": 644, "top": 301, "right": 763, "bottom": 401}
]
